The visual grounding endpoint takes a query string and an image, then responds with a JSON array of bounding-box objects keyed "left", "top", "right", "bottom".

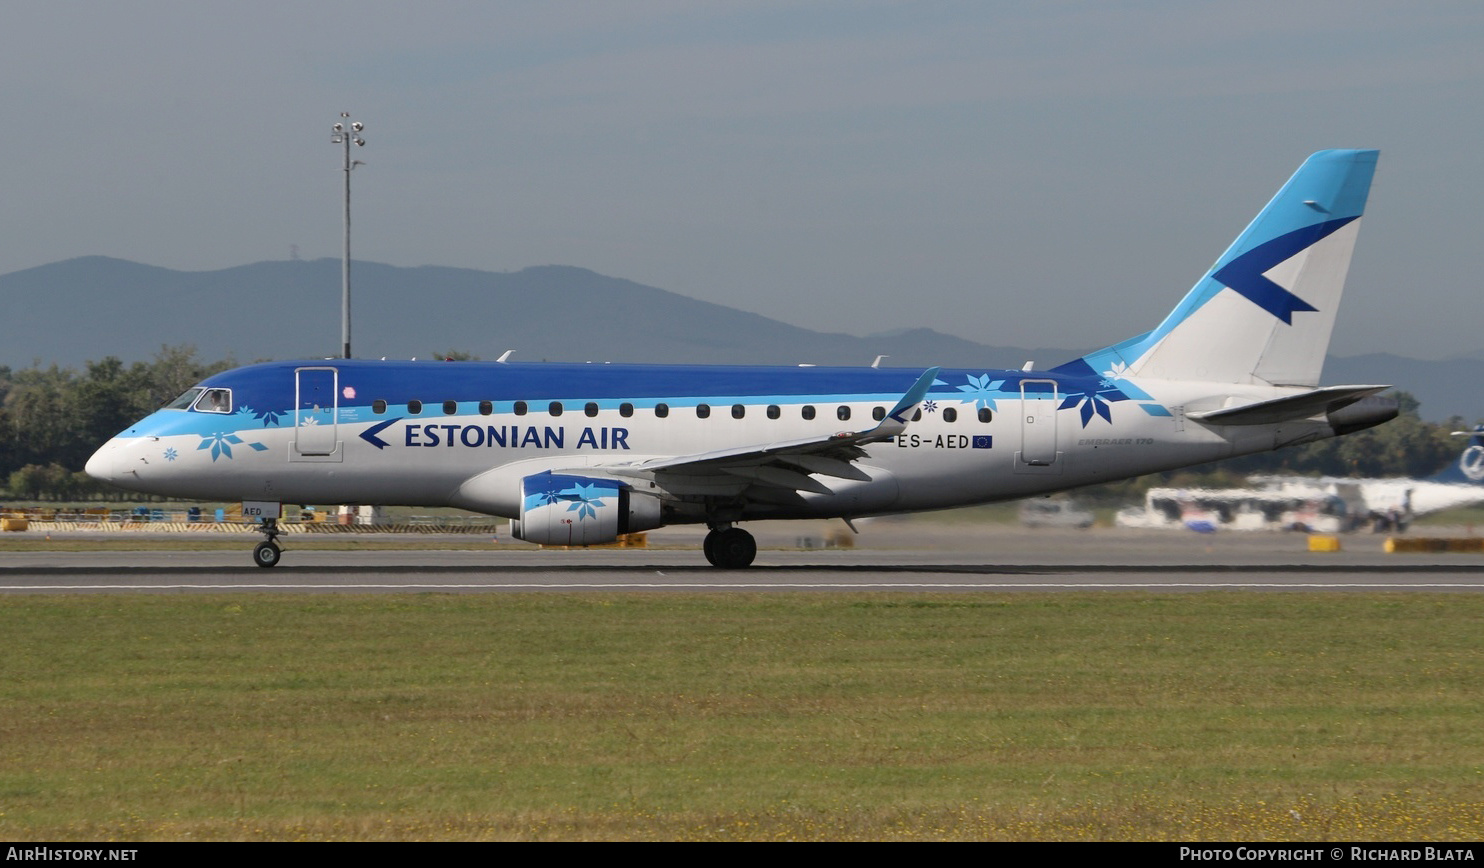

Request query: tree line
[
  {"left": 0, "top": 348, "right": 1472, "bottom": 502},
  {"left": 2, "top": 346, "right": 233, "bottom": 500}
]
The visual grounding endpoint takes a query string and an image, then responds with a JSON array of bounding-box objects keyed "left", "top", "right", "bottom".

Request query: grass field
[{"left": 1, "top": 592, "right": 1481, "bottom": 841}]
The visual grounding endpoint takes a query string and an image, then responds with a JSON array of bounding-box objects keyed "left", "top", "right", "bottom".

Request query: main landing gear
[
  {"left": 703, "top": 526, "right": 756, "bottom": 569},
  {"left": 252, "top": 518, "right": 283, "bottom": 568}
]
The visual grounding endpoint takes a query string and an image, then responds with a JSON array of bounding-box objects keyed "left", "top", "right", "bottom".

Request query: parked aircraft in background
[
  {"left": 1252, "top": 425, "right": 1484, "bottom": 529},
  {"left": 87, "top": 149, "right": 1394, "bottom": 568},
  {"left": 1115, "top": 487, "right": 1355, "bottom": 534},
  {"left": 1115, "top": 425, "right": 1484, "bottom": 534}
]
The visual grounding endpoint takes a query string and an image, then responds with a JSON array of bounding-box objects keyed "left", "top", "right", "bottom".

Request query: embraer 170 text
[{"left": 87, "top": 150, "right": 1395, "bottom": 568}]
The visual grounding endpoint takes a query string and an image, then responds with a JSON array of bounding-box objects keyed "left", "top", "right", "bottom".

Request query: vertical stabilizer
[
  {"left": 1431, "top": 426, "right": 1484, "bottom": 485},
  {"left": 1063, "top": 150, "right": 1378, "bottom": 387}
]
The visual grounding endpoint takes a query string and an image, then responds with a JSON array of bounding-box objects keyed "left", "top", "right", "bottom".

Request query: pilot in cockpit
[{"left": 202, "top": 389, "right": 230, "bottom": 413}]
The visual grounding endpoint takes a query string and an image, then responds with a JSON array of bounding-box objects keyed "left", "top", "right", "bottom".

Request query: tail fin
[
  {"left": 1430, "top": 426, "right": 1484, "bottom": 484},
  {"left": 1060, "top": 149, "right": 1379, "bottom": 387}
]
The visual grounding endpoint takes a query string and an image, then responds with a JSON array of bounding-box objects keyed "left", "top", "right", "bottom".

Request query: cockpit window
[
  {"left": 164, "top": 388, "right": 204, "bottom": 410},
  {"left": 193, "top": 388, "right": 232, "bottom": 414}
]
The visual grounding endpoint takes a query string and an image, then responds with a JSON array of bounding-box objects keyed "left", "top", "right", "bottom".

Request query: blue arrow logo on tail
[
  {"left": 359, "top": 418, "right": 400, "bottom": 450},
  {"left": 1211, "top": 217, "right": 1355, "bottom": 324}
]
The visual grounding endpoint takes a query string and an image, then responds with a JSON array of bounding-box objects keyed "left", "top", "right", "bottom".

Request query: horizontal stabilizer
[{"left": 1188, "top": 385, "right": 1391, "bottom": 426}]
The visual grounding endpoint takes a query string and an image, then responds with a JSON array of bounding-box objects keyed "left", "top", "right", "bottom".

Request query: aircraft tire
[
  {"left": 702, "top": 530, "right": 720, "bottom": 567},
  {"left": 711, "top": 527, "right": 756, "bottom": 569},
  {"left": 253, "top": 541, "right": 282, "bottom": 568}
]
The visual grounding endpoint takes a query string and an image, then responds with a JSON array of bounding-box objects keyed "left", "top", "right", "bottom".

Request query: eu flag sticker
[{"left": 972, "top": 435, "right": 993, "bottom": 449}]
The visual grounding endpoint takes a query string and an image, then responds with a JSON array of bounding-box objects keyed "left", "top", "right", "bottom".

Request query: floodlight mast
[{"left": 330, "top": 112, "right": 365, "bottom": 359}]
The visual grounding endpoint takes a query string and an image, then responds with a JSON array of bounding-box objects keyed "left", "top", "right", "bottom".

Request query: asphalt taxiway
[{"left": 4, "top": 521, "right": 1484, "bottom": 593}]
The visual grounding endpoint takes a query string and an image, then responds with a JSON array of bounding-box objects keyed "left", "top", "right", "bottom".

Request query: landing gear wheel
[
  {"left": 710, "top": 527, "right": 756, "bottom": 569},
  {"left": 253, "top": 540, "right": 282, "bottom": 568},
  {"left": 703, "top": 530, "right": 720, "bottom": 566},
  {"left": 252, "top": 515, "right": 284, "bottom": 568}
]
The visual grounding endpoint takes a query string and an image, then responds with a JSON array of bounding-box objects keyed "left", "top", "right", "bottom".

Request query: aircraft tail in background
[{"left": 1431, "top": 425, "right": 1484, "bottom": 485}]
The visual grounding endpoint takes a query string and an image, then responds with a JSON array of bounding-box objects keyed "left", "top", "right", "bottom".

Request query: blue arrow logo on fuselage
[{"left": 359, "top": 418, "right": 401, "bottom": 450}]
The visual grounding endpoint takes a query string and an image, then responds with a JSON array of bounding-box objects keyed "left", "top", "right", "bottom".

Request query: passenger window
[
  {"left": 196, "top": 389, "right": 232, "bottom": 414},
  {"left": 408, "top": 400, "right": 423, "bottom": 415},
  {"left": 943, "top": 407, "right": 958, "bottom": 423},
  {"left": 872, "top": 406, "right": 885, "bottom": 421},
  {"left": 373, "top": 399, "right": 387, "bottom": 414},
  {"left": 732, "top": 404, "right": 745, "bottom": 419},
  {"left": 585, "top": 402, "right": 599, "bottom": 418},
  {"left": 513, "top": 401, "right": 528, "bottom": 416},
  {"left": 912, "top": 409, "right": 922, "bottom": 422},
  {"left": 837, "top": 406, "right": 851, "bottom": 421},
  {"left": 767, "top": 405, "right": 780, "bottom": 419},
  {"left": 620, "top": 403, "right": 634, "bottom": 418},
  {"left": 443, "top": 400, "right": 457, "bottom": 415},
  {"left": 802, "top": 406, "right": 816, "bottom": 421},
  {"left": 549, "top": 401, "right": 563, "bottom": 416},
  {"left": 655, "top": 403, "right": 669, "bottom": 418},
  {"left": 979, "top": 407, "right": 992, "bottom": 423},
  {"left": 696, "top": 404, "right": 711, "bottom": 419},
  {"left": 479, "top": 401, "right": 493, "bottom": 416}
]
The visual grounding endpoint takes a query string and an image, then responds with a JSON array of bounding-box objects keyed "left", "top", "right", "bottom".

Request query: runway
[{"left": 5, "top": 522, "right": 1484, "bottom": 592}]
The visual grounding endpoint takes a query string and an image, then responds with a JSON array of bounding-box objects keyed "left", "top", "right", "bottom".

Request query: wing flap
[
  {"left": 780, "top": 454, "right": 873, "bottom": 481},
  {"left": 721, "top": 464, "right": 835, "bottom": 495}
]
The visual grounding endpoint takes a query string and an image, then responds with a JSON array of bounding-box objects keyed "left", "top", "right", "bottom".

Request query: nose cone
[
  {"left": 85, "top": 440, "right": 120, "bottom": 483},
  {"left": 86, "top": 438, "right": 140, "bottom": 489}
]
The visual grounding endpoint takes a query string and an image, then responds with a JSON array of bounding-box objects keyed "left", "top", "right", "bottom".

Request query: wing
[{"left": 598, "top": 367, "right": 940, "bottom": 498}]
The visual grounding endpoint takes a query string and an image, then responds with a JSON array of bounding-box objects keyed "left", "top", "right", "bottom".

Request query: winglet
[{"left": 863, "top": 366, "right": 939, "bottom": 442}]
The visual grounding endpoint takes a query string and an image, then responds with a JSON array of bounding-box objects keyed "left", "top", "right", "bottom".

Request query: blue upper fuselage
[{"left": 112, "top": 357, "right": 1151, "bottom": 441}]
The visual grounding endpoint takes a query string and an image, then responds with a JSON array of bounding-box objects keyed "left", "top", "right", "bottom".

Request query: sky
[{"left": 3, "top": 1, "right": 1483, "bottom": 360}]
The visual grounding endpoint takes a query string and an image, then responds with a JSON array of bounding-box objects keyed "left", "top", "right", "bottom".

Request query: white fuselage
[{"left": 85, "top": 360, "right": 1359, "bottom": 524}]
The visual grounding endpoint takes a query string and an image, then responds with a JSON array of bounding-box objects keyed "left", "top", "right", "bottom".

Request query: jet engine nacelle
[{"left": 510, "top": 472, "right": 664, "bottom": 546}]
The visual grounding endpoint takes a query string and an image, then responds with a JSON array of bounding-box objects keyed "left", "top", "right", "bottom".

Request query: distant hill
[
  {"left": 2, "top": 257, "right": 1479, "bottom": 422},
  {"left": 0, "top": 257, "right": 1073, "bottom": 370}
]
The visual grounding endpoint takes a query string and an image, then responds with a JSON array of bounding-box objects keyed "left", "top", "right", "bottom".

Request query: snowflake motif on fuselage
[
  {"left": 956, "top": 374, "right": 1006, "bottom": 411},
  {"left": 298, "top": 415, "right": 320, "bottom": 427},
  {"left": 235, "top": 405, "right": 286, "bottom": 427},
  {"left": 921, "top": 400, "right": 938, "bottom": 414},
  {"left": 1046, "top": 356, "right": 1154, "bottom": 426},
  {"left": 1059, "top": 379, "right": 1131, "bottom": 427},
  {"left": 197, "top": 432, "right": 244, "bottom": 461},
  {"left": 163, "top": 447, "right": 177, "bottom": 462},
  {"left": 561, "top": 483, "right": 608, "bottom": 521}
]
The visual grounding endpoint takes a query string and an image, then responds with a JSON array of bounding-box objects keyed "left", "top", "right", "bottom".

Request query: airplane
[
  {"left": 86, "top": 149, "right": 1396, "bottom": 568},
  {"left": 1248, "top": 424, "right": 1484, "bottom": 527}
]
